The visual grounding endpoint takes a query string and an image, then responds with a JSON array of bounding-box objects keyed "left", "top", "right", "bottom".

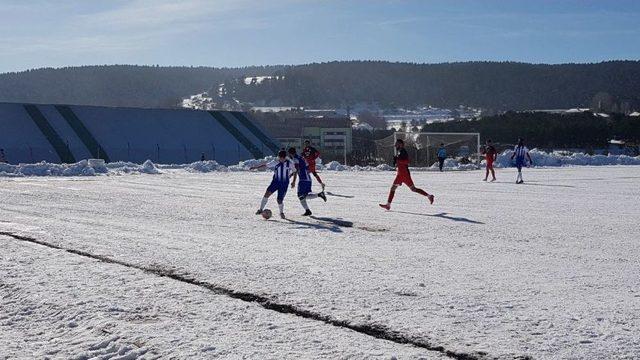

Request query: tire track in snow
[{"left": 0, "top": 231, "right": 517, "bottom": 360}]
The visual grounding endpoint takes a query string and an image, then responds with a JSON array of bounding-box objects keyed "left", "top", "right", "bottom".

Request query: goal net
[{"left": 374, "top": 132, "right": 481, "bottom": 167}]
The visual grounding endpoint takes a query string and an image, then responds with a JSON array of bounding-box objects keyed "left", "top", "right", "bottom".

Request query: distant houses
[{"left": 254, "top": 116, "right": 352, "bottom": 161}]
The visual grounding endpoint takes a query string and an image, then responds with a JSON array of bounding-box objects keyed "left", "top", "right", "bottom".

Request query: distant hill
[
  {"left": 0, "top": 65, "right": 282, "bottom": 108},
  {"left": 228, "top": 61, "right": 640, "bottom": 112},
  {"left": 1, "top": 61, "right": 639, "bottom": 111}
]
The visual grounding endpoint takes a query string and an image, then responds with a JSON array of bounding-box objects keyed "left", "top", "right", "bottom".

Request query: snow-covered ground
[{"left": 1, "top": 166, "right": 639, "bottom": 359}]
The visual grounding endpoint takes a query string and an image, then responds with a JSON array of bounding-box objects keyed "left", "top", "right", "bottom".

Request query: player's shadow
[
  {"left": 326, "top": 192, "right": 355, "bottom": 199},
  {"left": 393, "top": 211, "right": 484, "bottom": 225},
  {"left": 284, "top": 219, "right": 343, "bottom": 233},
  {"left": 310, "top": 216, "right": 354, "bottom": 227}
]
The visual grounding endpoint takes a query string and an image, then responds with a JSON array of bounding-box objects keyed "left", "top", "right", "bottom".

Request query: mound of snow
[
  {"left": 375, "top": 164, "right": 395, "bottom": 171},
  {"left": 228, "top": 156, "right": 278, "bottom": 171},
  {"left": 427, "top": 158, "right": 479, "bottom": 171},
  {"left": 106, "top": 160, "right": 161, "bottom": 174},
  {"left": 324, "top": 161, "right": 348, "bottom": 171},
  {"left": 0, "top": 159, "right": 109, "bottom": 177},
  {"left": 184, "top": 160, "right": 227, "bottom": 173},
  {"left": 493, "top": 149, "right": 640, "bottom": 168},
  {"left": 141, "top": 160, "right": 160, "bottom": 174}
]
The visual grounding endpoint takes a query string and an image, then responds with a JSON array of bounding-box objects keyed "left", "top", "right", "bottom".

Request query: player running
[
  {"left": 302, "top": 140, "right": 325, "bottom": 190},
  {"left": 289, "top": 147, "right": 327, "bottom": 216},
  {"left": 511, "top": 138, "right": 532, "bottom": 184},
  {"left": 256, "top": 150, "right": 294, "bottom": 219},
  {"left": 483, "top": 139, "right": 497, "bottom": 182},
  {"left": 379, "top": 139, "right": 434, "bottom": 210}
]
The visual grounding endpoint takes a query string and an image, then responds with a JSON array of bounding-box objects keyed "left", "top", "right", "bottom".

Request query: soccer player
[
  {"left": 511, "top": 138, "right": 532, "bottom": 184},
  {"left": 379, "top": 139, "right": 434, "bottom": 210},
  {"left": 256, "top": 150, "right": 294, "bottom": 219},
  {"left": 289, "top": 147, "right": 326, "bottom": 216},
  {"left": 483, "top": 139, "right": 497, "bottom": 182},
  {"left": 436, "top": 143, "right": 446, "bottom": 172},
  {"left": 302, "top": 140, "right": 325, "bottom": 190}
]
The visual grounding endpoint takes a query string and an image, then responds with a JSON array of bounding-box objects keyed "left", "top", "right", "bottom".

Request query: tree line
[
  {"left": 0, "top": 65, "right": 282, "bottom": 108},
  {"left": 422, "top": 112, "right": 640, "bottom": 149},
  {"left": 226, "top": 60, "right": 640, "bottom": 111},
  {"left": 1, "top": 61, "right": 639, "bottom": 111}
]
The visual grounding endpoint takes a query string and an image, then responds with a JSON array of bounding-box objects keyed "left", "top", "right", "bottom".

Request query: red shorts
[
  {"left": 393, "top": 172, "right": 414, "bottom": 187},
  {"left": 486, "top": 157, "right": 494, "bottom": 168},
  {"left": 307, "top": 162, "right": 317, "bottom": 173}
]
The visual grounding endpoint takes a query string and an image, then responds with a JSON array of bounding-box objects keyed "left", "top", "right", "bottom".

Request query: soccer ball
[{"left": 261, "top": 209, "right": 273, "bottom": 220}]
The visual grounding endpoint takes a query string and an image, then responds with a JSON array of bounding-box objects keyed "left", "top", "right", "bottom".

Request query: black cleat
[
  {"left": 318, "top": 191, "right": 327, "bottom": 202},
  {"left": 302, "top": 209, "right": 312, "bottom": 216},
  {"left": 280, "top": 212, "right": 286, "bottom": 219},
  {"left": 255, "top": 209, "right": 263, "bottom": 215}
]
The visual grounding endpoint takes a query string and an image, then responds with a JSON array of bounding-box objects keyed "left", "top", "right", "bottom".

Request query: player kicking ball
[
  {"left": 511, "top": 138, "right": 532, "bottom": 184},
  {"left": 256, "top": 150, "right": 294, "bottom": 219},
  {"left": 289, "top": 147, "right": 326, "bottom": 216},
  {"left": 379, "top": 139, "right": 434, "bottom": 210},
  {"left": 303, "top": 140, "right": 325, "bottom": 190}
]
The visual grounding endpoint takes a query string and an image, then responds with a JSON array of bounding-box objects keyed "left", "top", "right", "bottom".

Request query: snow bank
[
  {"left": 0, "top": 159, "right": 109, "bottom": 177},
  {"left": 106, "top": 160, "right": 160, "bottom": 174},
  {"left": 157, "top": 160, "right": 226, "bottom": 173},
  {"left": 0, "top": 159, "right": 162, "bottom": 177},
  {"left": 2, "top": 150, "right": 639, "bottom": 177},
  {"left": 318, "top": 161, "right": 394, "bottom": 172},
  {"left": 227, "top": 156, "right": 279, "bottom": 171},
  {"left": 425, "top": 158, "right": 479, "bottom": 171},
  {"left": 493, "top": 149, "right": 640, "bottom": 168},
  {"left": 323, "top": 161, "right": 348, "bottom": 171}
]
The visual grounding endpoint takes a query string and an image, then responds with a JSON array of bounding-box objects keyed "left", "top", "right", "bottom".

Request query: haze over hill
[{"left": 1, "top": 61, "right": 639, "bottom": 112}]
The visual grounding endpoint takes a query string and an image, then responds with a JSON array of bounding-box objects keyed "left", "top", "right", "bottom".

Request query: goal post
[{"left": 375, "top": 132, "right": 481, "bottom": 167}]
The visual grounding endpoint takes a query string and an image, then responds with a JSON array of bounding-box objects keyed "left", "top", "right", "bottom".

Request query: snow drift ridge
[{"left": 1, "top": 150, "right": 639, "bottom": 177}]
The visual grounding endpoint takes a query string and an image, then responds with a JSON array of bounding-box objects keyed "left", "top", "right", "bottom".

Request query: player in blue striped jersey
[
  {"left": 256, "top": 150, "right": 294, "bottom": 219},
  {"left": 289, "top": 147, "right": 327, "bottom": 216},
  {"left": 511, "top": 138, "right": 533, "bottom": 184}
]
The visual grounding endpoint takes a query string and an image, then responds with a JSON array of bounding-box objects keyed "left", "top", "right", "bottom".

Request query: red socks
[
  {"left": 414, "top": 188, "right": 429, "bottom": 197},
  {"left": 387, "top": 190, "right": 395, "bottom": 204}
]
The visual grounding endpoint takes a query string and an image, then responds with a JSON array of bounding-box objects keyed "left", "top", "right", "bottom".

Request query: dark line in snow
[{"left": 1, "top": 231, "right": 519, "bottom": 360}]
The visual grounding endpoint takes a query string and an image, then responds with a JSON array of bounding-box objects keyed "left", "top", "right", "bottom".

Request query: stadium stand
[{"left": 0, "top": 103, "right": 280, "bottom": 165}]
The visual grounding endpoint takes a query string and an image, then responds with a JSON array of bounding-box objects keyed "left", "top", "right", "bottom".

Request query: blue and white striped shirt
[
  {"left": 273, "top": 160, "right": 293, "bottom": 185},
  {"left": 514, "top": 145, "right": 529, "bottom": 160},
  {"left": 293, "top": 154, "right": 311, "bottom": 182}
]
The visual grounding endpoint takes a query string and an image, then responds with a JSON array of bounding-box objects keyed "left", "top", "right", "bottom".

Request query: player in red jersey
[
  {"left": 302, "top": 140, "right": 325, "bottom": 190},
  {"left": 483, "top": 139, "right": 497, "bottom": 182},
  {"left": 379, "top": 139, "right": 434, "bottom": 210}
]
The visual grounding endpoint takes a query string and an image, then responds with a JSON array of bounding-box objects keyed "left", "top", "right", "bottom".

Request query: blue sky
[{"left": 1, "top": 0, "right": 638, "bottom": 73}]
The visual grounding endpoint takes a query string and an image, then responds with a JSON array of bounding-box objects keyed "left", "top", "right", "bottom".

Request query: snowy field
[{"left": 1, "top": 166, "right": 639, "bottom": 359}]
